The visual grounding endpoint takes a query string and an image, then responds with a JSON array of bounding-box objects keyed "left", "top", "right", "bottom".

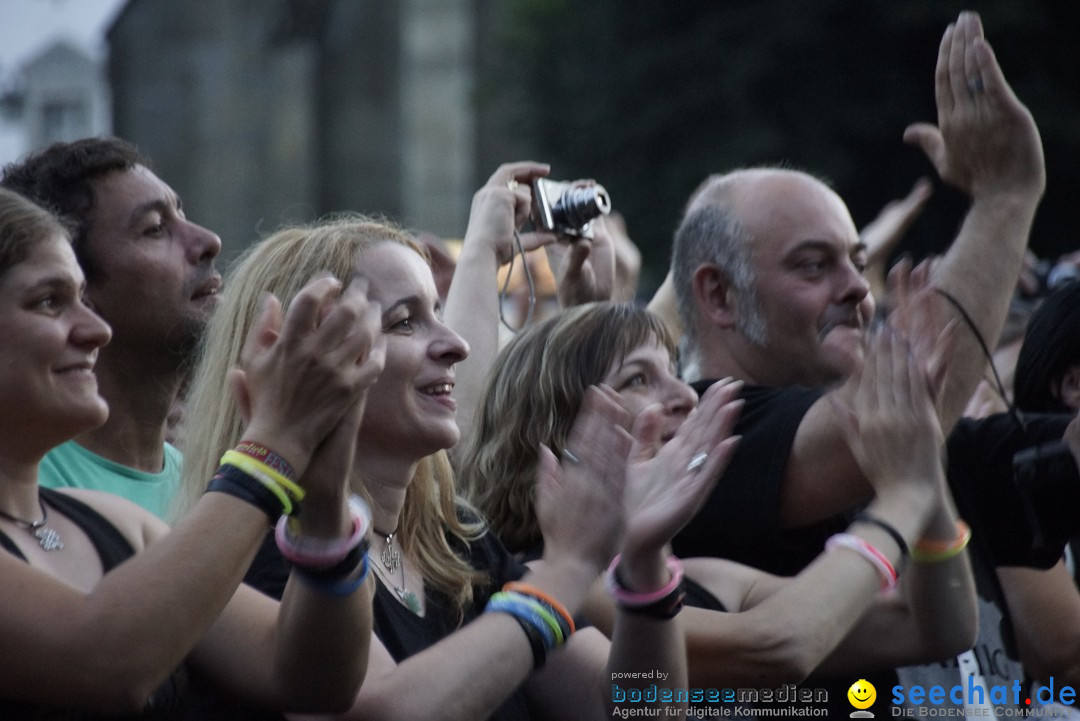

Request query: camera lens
[{"left": 552, "top": 184, "right": 611, "bottom": 231}]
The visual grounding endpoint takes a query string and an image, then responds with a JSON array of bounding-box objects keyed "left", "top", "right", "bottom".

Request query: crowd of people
[{"left": 0, "top": 10, "right": 1077, "bottom": 721}]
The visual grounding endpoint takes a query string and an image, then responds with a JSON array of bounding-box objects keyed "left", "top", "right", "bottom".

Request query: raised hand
[
  {"left": 545, "top": 212, "right": 617, "bottom": 307},
  {"left": 860, "top": 178, "right": 933, "bottom": 304},
  {"left": 830, "top": 329, "right": 945, "bottom": 496},
  {"left": 464, "top": 161, "right": 559, "bottom": 266},
  {"left": 535, "top": 386, "right": 632, "bottom": 572},
  {"left": 619, "top": 380, "right": 743, "bottom": 560},
  {"left": 229, "top": 276, "right": 383, "bottom": 479},
  {"left": 903, "top": 11, "right": 1044, "bottom": 202}
]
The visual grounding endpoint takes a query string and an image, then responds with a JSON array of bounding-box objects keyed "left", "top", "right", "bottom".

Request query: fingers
[
  {"left": 490, "top": 162, "right": 551, "bottom": 228},
  {"left": 517, "top": 230, "right": 560, "bottom": 253},
  {"left": 934, "top": 23, "right": 955, "bottom": 116},
  {"left": 489, "top": 161, "right": 551, "bottom": 189},
  {"left": 671, "top": 380, "right": 743, "bottom": 465},
  {"left": 565, "top": 386, "right": 631, "bottom": 483},
  {"left": 241, "top": 292, "right": 282, "bottom": 364},
  {"left": 974, "top": 32, "right": 1006, "bottom": 101},
  {"left": 279, "top": 275, "right": 343, "bottom": 348},
  {"left": 322, "top": 278, "right": 381, "bottom": 367},
  {"left": 947, "top": 18, "right": 966, "bottom": 109},
  {"left": 563, "top": 240, "right": 591, "bottom": 277},
  {"left": 536, "top": 444, "right": 563, "bottom": 495},
  {"left": 902, "top": 123, "right": 945, "bottom": 171},
  {"left": 962, "top": 14, "right": 983, "bottom": 98},
  {"left": 628, "top": 404, "right": 665, "bottom": 464},
  {"left": 905, "top": 176, "right": 934, "bottom": 206},
  {"left": 227, "top": 368, "right": 252, "bottom": 423}
]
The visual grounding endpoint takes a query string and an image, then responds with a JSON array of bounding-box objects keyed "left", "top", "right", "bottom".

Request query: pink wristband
[
  {"left": 275, "top": 495, "right": 371, "bottom": 569},
  {"left": 605, "top": 554, "right": 684, "bottom": 606},
  {"left": 826, "top": 532, "right": 899, "bottom": 592}
]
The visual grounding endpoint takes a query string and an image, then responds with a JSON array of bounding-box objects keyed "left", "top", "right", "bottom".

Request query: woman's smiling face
[
  {"left": 602, "top": 335, "right": 697, "bottom": 442},
  {"left": 354, "top": 242, "right": 469, "bottom": 458}
]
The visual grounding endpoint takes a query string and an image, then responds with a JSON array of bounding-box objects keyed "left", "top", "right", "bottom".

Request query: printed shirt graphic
[{"left": 896, "top": 594, "right": 1025, "bottom": 717}]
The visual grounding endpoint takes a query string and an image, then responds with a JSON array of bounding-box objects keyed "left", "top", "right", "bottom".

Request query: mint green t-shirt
[{"left": 39, "top": 440, "right": 182, "bottom": 521}]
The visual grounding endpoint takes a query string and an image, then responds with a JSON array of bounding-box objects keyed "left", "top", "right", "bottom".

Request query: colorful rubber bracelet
[
  {"left": 605, "top": 554, "right": 684, "bottom": 607},
  {"left": 234, "top": 440, "right": 298, "bottom": 481},
  {"left": 293, "top": 543, "right": 366, "bottom": 581},
  {"left": 275, "top": 495, "right": 371, "bottom": 568},
  {"left": 223, "top": 458, "right": 293, "bottom": 516},
  {"left": 296, "top": 555, "right": 370, "bottom": 597},
  {"left": 826, "top": 533, "right": 898, "bottom": 591},
  {"left": 221, "top": 449, "right": 306, "bottom": 503},
  {"left": 485, "top": 594, "right": 548, "bottom": 668},
  {"left": 205, "top": 464, "right": 286, "bottom": 521},
  {"left": 911, "top": 520, "right": 972, "bottom": 563},
  {"left": 617, "top": 587, "right": 686, "bottom": 619},
  {"left": 502, "top": 582, "right": 576, "bottom": 635},
  {"left": 486, "top": 593, "right": 557, "bottom": 650},
  {"left": 505, "top": 591, "right": 566, "bottom": 645}
]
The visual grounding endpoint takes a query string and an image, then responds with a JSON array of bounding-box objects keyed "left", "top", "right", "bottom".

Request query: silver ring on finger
[
  {"left": 686, "top": 451, "right": 708, "bottom": 473},
  {"left": 507, "top": 179, "right": 519, "bottom": 191},
  {"left": 562, "top": 448, "right": 581, "bottom": 465}
]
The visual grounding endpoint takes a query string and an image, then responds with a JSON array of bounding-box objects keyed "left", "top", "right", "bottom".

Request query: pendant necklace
[
  {"left": 375, "top": 529, "right": 421, "bottom": 614},
  {"left": 0, "top": 492, "right": 64, "bottom": 551}
]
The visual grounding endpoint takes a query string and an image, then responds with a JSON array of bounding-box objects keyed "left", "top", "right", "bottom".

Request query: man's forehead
[
  {"left": 92, "top": 165, "right": 176, "bottom": 211},
  {"left": 734, "top": 176, "right": 857, "bottom": 254},
  {"left": 89, "top": 165, "right": 179, "bottom": 228}
]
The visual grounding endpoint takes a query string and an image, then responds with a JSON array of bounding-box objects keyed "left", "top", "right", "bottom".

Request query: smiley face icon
[{"left": 848, "top": 679, "right": 877, "bottom": 710}]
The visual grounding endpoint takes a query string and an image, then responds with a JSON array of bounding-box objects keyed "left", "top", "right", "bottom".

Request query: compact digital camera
[{"left": 531, "top": 178, "right": 611, "bottom": 240}]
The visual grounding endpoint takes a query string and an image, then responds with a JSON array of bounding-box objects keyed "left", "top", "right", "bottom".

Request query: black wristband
[
  {"left": 291, "top": 542, "right": 369, "bottom": 581},
  {"left": 206, "top": 465, "right": 284, "bottom": 523},
  {"left": 508, "top": 612, "right": 548, "bottom": 669},
  {"left": 853, "top": 512, "right": 909, "bottom": 565},
  {"left": 614, "top": 566, "right": 686, "bottom": 620}
]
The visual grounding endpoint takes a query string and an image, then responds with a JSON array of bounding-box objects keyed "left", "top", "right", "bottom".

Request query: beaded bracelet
[
  {"left": 295, "top": 555, "right": 371, "bottom": 597},
  {"left": 221, "top": 449, "right": 306, "bottom": 505},
  {"left": 503, "top": 582, "right": 576, "bottom": 635},
  {"left": 826, "top": 533, "right": 899, "bottom": 592},
  {"left": 205, "top": 464, "right": 284, "bottom": 522},
  {"left": 911, "top": 520, "right": 972, "bottom": 564},
  {"left": 605, "top": 555, "right": 685, "bottom": 606},
  {"left": 275, "top": 495, "right": 371, "bottom": 569}
]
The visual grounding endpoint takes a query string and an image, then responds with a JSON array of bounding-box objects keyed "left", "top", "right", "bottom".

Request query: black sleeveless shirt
[{"left": 0, "top": 487, "right": 189, "bottom": 720}]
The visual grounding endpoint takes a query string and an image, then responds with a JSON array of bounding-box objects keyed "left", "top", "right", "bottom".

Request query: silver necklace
[
  {"left": 0, "top": 493, "right": 63, "bottom": 551},
  {"left": 374, "top": 530, "right": 420, "bottom": 614},
  {"left": 379, "top": 530, "right": 401, "bottom": 572}
]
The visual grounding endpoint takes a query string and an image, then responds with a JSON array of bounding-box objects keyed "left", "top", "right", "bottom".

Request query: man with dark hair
[{"left": 2, "top": 137, "right": 222, "bottom": 518}]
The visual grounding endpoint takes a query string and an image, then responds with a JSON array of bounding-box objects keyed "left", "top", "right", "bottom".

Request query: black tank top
[{"left": 0, "top": 487, "right": 189, "bottom": 720}]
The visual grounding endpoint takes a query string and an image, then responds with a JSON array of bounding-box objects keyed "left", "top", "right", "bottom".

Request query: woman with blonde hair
[
  {"left": 180, "top": 188, "right": 744, "bottom": 719},
  {"left": 0, "top": 187, "right": 376, "bottom": 718}
]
